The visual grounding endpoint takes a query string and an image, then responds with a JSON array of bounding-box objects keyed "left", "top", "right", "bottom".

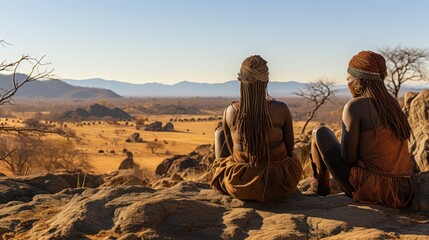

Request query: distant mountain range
[
  {"left": 62, "top": 78, "right": 316, "bottom": 97},
  {"left": 63, "top": 78, "right": 428, "bottom": 98},
  {"left": 0, "top": 74, "right": 122, "bottom": 99},
  {"left": 1, "top": 74, "right": 427, "bottom": 99}
]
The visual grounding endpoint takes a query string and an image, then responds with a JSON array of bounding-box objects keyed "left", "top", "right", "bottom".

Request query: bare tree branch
[
  {"left": 0, "top": 148, "right": 16, "bottom": 161},
  {"left": 0, "top": 126, "right": 70, "bottom": 137},
  {"left": 0, "top": 55, "right": 54, "bottom": 105},
  {"left": 0, "top": 39, "right": 11, "bottom": 47},
  {"left": 379, "top": 46, "right": 429, "bottom": 98},
  {"left": 294, "top": 78, "right": 337, "bottom": 135},
  {"left": 0, "top": 38, "right": 79, "bottom": 177}
]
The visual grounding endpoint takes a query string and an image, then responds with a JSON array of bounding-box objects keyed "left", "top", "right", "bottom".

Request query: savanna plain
[{"left": 0, "top": 97, "right": 344, "bottom": 177}]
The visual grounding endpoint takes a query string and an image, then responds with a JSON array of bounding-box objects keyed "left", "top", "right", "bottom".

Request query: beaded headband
[
  {"left": 347, "top": 67, "right": 381, "bottom": 81},
  {"left": 237, "top": 66, "right": 269, "bottom": 84}
]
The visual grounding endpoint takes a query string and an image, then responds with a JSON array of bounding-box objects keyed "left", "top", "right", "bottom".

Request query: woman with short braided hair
[{"left": 210, "top": 55, "right": 302, "bottom": 202}]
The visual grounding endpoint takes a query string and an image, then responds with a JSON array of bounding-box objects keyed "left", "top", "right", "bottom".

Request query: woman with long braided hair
[
  {"left": 310, "top": 50, "right": 416, "bottom": 208},
  {"left": 210, "top": 55, "right": 302, "bottom": 202}
]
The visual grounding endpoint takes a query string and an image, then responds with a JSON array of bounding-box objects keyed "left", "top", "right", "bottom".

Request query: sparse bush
[
  {"left": 294, "top": 78, "right": 337, "bottom": 134},
  {"left": 0, "top": 136, "right": 92, "bottom": 175},
  {"left": 146, "top": 141, "right": 164, "bottom": 154}
]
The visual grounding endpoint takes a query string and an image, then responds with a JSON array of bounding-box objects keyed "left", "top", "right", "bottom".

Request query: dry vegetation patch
[{"left": 1, "top": 97, "right": 345, "bottom": 177}]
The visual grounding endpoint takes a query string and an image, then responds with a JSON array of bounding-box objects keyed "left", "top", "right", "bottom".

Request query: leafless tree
[
  {"left": 379, "top": 46, "right": 429, "bottom": 98},
  {"left": 0, "top": 39, "right": 11, "bottom": 47},
  {"left": 40, "top": 140, "right": 92, "bottom": 173},
  {"left": 146, "top": 141, "right": 164, "bottom": 154},
  {"left": 294, "top": 78, "right": 337, "bottom": 135},
  {"left": 135, "top": 118, "right": 145, "bottom": 130},
  {"left": 1, "top": 39, "right": 55, "bottom": 137},
  {"left": 0, "top": 39, "right": 78, "bottom": 175},
  {"left": 0, "top": 136, "right": 43, "bottom": 175},
  {"left": 0, "top": 136, "right": 92, "bottom": 175},
  {"left": 0, "top": 54, "right": 54, "bottom": 105}
]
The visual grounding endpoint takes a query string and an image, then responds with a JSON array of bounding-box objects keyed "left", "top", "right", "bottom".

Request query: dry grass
[{"left": 0, "top": 114, "right": 339, "bottom": 176}]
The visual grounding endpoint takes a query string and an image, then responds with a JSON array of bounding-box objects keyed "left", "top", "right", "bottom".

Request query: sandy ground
[{"left": 0, "top": 115, "right": 338, "bottom": 175}]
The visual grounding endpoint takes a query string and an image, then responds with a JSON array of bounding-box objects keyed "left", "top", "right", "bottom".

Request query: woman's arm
[
  {"left": 341, "top": 100, "right": 360, "bottom": 166},
  {"left": 282, "top": 103, "right": 294, "bottom": 157},
  {"left": 223, "top": 105, "right": 235, "bottom": 155}
]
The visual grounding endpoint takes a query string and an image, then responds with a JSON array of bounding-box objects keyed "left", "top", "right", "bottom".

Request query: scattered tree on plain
[
  {"left": 0, "top": 38, "right": 81, "bottom": 175},
  {"left": 0, "top": 136, "right": 91, "bottom": 175},
  {"left": 379, "top": 46, "right": 429, "bottom": 98},
  {"left": 146, "top": 141, "right": 164, "bottom": 154},
  {"left": 0, "top": 38, "right": 57, "bottom": 136},
  {"left": 294, "top": 78, "right": 337, "bottom": 135}
]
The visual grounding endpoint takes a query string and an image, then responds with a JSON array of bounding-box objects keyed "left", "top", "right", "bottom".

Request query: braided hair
[
  {"left": 348, "top": 50, "right": 411, "bottom": 140},
  {"left": 232, "top": 55, "right": 272, "bottom": 166}
]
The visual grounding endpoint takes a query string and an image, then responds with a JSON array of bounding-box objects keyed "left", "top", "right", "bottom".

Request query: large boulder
[
  {"left": 156, "top": 155, "right": 181, "bottom": 176},
  {"left": 144, "top": 121, "right": 163, "bottom": 131},
  {"left": 410, "top": 171, "right": 429, "bottom": 212},
  {"left": 118, "top": 158, "right": 135, "bottom": 170},
  {"left": 163, "top": 122, "right": 175, "bottom": 131},
  {"left": 126, "top": 132, "right": 143, "bottom": 143},
  {"left": 89, "top": 103, "right": 132, "bottom": 119},
  {"left": 153, "top": 144, "right": 215, "bottom": 189},
  {"left": 145, "top": 121, "right": 175, "bottom": 132},
  {"left": 167, "top": 157, "right": 199, "bottom": 176},
  {"left": 155, "top": 145, "right": 215, "bottom": 176},
  {"left": 60, "top": 104, "right": 132, "bottom": 121},
  {"left": 0, "top": 172, "right": 103, "bottom": 204},
  {"left": 403, "top": 90, "right": 429, "bottom": 171}
]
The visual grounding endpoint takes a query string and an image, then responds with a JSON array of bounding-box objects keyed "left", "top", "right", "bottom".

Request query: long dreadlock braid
[
  {"left": 360, "top": 78, "right": 411, "bottom": 140},
  {"left": 348, "top": 50, "right": 411, "bottom": 141},
  {"left": 232, "top": 55, "right": 272, "bottom": 167}
]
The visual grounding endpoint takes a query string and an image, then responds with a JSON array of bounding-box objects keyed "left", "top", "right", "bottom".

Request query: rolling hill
[
  {"left": 2, "top": 74, "right": 425, "bottom": 99},
  {"left": 0, "top": 74, "right": 122, "bottom": 99},
  {"left": 63, "top": 78, "right": 428, "bottom": 98},
  {"left": 63, "top": 78, "right": 310, "bottom": 97}
]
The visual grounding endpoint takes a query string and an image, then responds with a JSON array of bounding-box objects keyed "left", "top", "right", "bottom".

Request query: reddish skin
[
  {"left": 223, "top": 99, "right": 295, "bottom": 157},
  {"left": 342, "top": 74, "right": 379, "bottom": 166},
  {"left": 312, "top": 73, "right": 379, "bottom": 170}
]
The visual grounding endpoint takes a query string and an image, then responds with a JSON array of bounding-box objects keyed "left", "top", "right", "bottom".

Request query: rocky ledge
[{"left": 0, "top": 172, "right": 428, "bottom": 240}]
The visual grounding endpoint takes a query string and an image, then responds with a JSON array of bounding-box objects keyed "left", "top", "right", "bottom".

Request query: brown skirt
[{"left": 210, "top": 145, "right": 302, "bottom": 202}]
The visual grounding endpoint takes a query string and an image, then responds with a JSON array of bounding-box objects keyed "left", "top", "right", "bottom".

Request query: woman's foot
[{"left": 306, "top": 162, "right": 331, "bottom": 196}]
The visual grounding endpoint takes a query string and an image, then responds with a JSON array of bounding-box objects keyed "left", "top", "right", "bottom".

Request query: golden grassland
[
  {"left": 0, "top": 114, "right": 340, "bottom": 176},
  {"left": 72, "top": 115, "right": 220, "bottom": 174}
]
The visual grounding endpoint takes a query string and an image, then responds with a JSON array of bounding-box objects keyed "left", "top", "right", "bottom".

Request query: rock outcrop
[
  {"left": 126, "top": 132, "right": 143, "bottom": 143},
  {"left": 0, "top": 174, "right": 428, "bottom": 239},
  {"left": 163, "top": 122, "right": 175, "bottom": 131},
  {"left": 0, "top": 172, "right": 103, "bottom": 204},
  {"left": 61, "top": 103, "right": 133, "bottom": 121},
  {"left": 153, "top": 144, "right": 215, "bottom": 189},
  {"left": 144, "top": 121, "right": 163, "bottom": 131},
  {"left": 145, "top": 121, "right": 175, "bottom": 132},
  {"left": 404, "top": 90, "right": 429, "bottom": 171}
]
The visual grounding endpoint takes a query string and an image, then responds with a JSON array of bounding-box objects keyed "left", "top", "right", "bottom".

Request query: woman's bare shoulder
[
  {"left": 269, "top": 100, "right": 289, "bottom": 108},
  {"left": 344, "top": 97, "right": 369, "bottom": 108},
  {"left": 344, "top": 97, "right": 370, "bottom": 117}
]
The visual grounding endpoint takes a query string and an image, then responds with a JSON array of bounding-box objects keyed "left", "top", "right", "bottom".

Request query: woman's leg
[
  {"left": 309, "top": 126, "right": 332, "bottom": 196},
  {"left": 215, "top": 127, "right": 231, "bottom": 159},
  {"left": 312, "top": 125, "right": 354, "bottom": 197}
]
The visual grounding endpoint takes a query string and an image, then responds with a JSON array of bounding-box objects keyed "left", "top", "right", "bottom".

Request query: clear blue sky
[{"left": 2, "top": 1, "right": 428, "bottom": 84}]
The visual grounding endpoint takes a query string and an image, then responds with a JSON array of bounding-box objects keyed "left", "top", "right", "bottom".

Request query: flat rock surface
[{"left": 1, "top": 175, "right": 428, "bottom": 240}]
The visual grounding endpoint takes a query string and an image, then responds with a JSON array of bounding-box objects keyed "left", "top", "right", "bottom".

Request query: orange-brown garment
[
  {"left": 210, "top": 142, "right": 302, "bottom": 203},
  {"left": 349, "top": 127, "right": 414, "bottom": 208}
]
